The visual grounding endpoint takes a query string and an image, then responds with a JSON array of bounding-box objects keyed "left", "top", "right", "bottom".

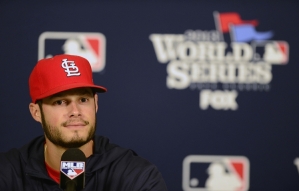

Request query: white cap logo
[{"left": 61, "top": 59, "right": 81, "bottom": 76}]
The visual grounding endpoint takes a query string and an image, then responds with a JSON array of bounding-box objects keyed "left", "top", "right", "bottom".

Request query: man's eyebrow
[
  {"left": 77, "top": 89, "right": 94, "bottom": 96},
  {"left": 48, "top": 89, "right": 93, "bottom": 99}
]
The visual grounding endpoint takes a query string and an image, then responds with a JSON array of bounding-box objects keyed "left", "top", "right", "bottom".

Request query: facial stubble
[{"left": 39, "top": 106, "right": 96, "bottom": 148}]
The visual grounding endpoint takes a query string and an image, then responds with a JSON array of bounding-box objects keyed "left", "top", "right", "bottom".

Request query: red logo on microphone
[{"left": 60, "top": 161, "right": 85, "bottom": 180}]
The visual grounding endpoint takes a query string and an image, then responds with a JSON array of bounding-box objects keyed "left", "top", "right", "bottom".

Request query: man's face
[{"left": 39, "top": 87, "right": 98, "bottom": 148}]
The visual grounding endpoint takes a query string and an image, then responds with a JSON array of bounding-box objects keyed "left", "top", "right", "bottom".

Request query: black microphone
[{"left": 60, "top": 148, "right": 86, "bottom": 191}]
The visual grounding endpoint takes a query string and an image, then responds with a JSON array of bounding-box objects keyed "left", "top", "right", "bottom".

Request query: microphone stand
[{"left": 65, "top": 179, "right": 77, "bottom": 191}]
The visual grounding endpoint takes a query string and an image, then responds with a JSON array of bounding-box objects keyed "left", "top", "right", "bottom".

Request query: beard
[{"left": 40, "top": 109, "right": 96, "bottom": 148}]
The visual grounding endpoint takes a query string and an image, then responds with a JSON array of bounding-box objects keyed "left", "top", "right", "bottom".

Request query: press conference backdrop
[{"left": 1, "top": 1, "right": 299, "bottom": 190}]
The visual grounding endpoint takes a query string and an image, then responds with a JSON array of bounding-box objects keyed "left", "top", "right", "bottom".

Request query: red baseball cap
[{"left": 29, "top": 54, "right": 107, "bottom": 103}]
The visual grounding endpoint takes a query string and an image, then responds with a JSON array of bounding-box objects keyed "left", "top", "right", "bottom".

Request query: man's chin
[
  {"left": 58, "top": 139, "right": 89, "bottom": 148},
  {"left": 54, "top": 135, "right": 92, "bottom": 148}
]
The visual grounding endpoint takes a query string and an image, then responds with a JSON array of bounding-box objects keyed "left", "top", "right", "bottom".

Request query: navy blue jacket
[{"left": 0, "top": 136, "right": 168, "bottom": 191}]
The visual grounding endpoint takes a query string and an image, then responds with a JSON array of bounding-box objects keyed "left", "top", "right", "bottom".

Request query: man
[{"left": 0, "top": 54, "right": 168, "bottom": 190}]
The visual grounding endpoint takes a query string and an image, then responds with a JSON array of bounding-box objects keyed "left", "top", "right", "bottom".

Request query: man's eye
[
  {"left": 81, "top": 98, "right": 88, "bottom": 102},
  {"left": 54, "top": 100, "right": 66, "bottom": 105}
]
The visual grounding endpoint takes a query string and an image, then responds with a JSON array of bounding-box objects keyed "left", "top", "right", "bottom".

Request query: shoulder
[
  {"left": 0, "top": 136, "right": 44, "bottom": 168},
  {"left": 116, "top": 150, "right": 168, "bottom": 190},
  {"left": 0, "top": 136, "right": 45, "bottom": 190},
  {"left": 91, "top": 136, "right": 168, "bottom": 190},
  {"left": 106, "top": 146, "right": 168, "bottom": 190},
  {"left": 93, "top": 136, "right": 158, "bottom": 172},
  {"left": 93, "top": 135, "right": 119, "bottom": 153},
  {"left": 0, "top": 148, "right": 22, "bottom": 166},
  {"left": 0, "top": 148, "right": 22, "bottom": 189}
]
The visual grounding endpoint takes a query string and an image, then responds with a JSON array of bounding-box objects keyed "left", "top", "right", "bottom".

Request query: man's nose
[{"left": 68, "top": 102, "right": 81, "bottom": 117}]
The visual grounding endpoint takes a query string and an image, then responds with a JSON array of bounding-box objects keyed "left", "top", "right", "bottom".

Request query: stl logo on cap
[
  {"left": 29, "top": 54, "right": 107, "bottom": 103},
  {"left": 61, "top": 59, "right": 81, "bottom": 77}
]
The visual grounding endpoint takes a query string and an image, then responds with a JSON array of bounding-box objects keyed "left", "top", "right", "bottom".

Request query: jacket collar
[{"left": 21, "top": 135, "right": 128, "bottom": 177}]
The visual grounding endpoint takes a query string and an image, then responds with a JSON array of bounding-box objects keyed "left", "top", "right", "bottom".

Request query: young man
[{"left": 0, "top": 54, "right": 168, "bottom": 190}]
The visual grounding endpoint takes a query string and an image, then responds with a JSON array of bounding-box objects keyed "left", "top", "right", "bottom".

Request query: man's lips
[
  {"left": 63, "top": 123, "right": 86, "bottom": 130},
  {"left": 65, "top": 123, "right": 86, "bottom": 127},
  {"left": 62, "top": 120, "right": 89, "bottom": 127}
]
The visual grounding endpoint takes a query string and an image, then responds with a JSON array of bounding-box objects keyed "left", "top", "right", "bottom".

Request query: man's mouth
[{"left": 62, "top": 120, "right": 89, "bottom": 127}]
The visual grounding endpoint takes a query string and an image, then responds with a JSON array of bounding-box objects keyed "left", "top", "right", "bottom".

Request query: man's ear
[
  {"left": 29, "top": 103, "right": 42, "bottom": 123},
  {"left": 94, "top": 94, "right": 98, "bottom": 113}
]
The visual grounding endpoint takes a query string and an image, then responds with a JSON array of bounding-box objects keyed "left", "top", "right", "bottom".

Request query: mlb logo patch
[
  {"left": 182, "top": 155, "right": 250, "bottom": 191},
  {"left": 60, "top": 161, "right": 85, "bottom": 180},
  {"left": 38, "top": 32, "right": 106, "bottom": 72},
  {"left": 252, "top": 40, "right": 289, "bottom": 65}
]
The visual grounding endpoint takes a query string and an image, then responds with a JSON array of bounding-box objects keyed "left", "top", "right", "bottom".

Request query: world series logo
[
  {"left": 149, "top": 12, "right": 289, "bottom": 110},
  {"left": 38, "top": 32, "right": 106, "bottom": 72}
]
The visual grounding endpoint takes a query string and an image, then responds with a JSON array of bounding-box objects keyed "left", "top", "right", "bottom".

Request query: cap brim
[{"left": 33, "top": 83, "right": 107, "bottom": 102}]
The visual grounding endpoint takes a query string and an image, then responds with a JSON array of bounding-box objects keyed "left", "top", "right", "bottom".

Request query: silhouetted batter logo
[
  {"left": 182, "top": 155, "right": 250, "bottom": 191},
  {"left": 38, "top": 32, "right": 106, "bottom": 72},
  {"left": 60, "top": 161, "right": 85, "bottom": 180}
]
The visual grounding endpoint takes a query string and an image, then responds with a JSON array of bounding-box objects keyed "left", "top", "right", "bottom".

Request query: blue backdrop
[{"left": 1, "top": 1, "right": 299, "bottom": 190}]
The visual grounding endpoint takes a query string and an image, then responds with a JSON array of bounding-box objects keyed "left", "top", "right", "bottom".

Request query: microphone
[{"left": 60, "top": 148, "right": 86, "bottom": 191}]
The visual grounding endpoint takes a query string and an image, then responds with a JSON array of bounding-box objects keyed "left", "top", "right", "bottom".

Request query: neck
[{"left": 44, "top": 138, "right": 93, "bottom": 171}]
